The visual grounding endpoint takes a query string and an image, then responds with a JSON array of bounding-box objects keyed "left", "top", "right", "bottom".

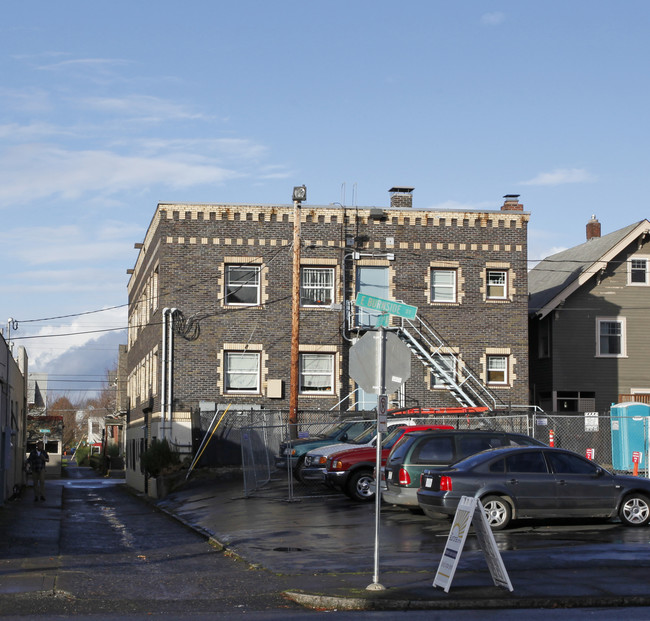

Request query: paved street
[
  {"left": 4, "top": 464, "right": 650, "bottom": 618},
  {"left": 0, "top": 466, "right": 304, "bottom": 617}
]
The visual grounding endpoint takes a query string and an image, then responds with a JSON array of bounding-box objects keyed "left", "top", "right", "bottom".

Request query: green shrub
[
  {"left": 75, "top": 446, "right": 91, "bottom": 466},
  {"left": 141, "top": 439, "right": 180, "bottom": 477}
]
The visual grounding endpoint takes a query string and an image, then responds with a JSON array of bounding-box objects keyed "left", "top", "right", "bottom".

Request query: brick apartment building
[{"left": 125, "top": 188, "right": 530, "bottom": 492}]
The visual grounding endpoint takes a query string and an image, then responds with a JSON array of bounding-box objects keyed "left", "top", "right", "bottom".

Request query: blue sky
[{"left": 2, "top": 1, "right": 650, "bottom": 396}]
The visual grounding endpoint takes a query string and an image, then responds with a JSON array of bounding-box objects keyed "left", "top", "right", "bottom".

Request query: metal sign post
[{"left": 368, "top": 325, "right": 387, "bottom": 591}]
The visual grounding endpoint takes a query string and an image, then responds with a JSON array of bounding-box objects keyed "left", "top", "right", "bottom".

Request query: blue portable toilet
[{"left": 610, "top": 402, "right": 650, "bottom": 472}]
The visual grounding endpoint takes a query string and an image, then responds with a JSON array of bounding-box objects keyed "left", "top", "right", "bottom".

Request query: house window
[
  {"left": 487, "top": 355, "right": 508, "bottom": 384},
  {"left": 486, "top": 270, "right": 507, "bottom": 299},
  {"left": 597, "top": 318, "right": 626, "bottom": 357},
  {"left": 629, "top": 258, "right": 649, "bottom": 285},
  {"left": 301, "top": 267, "right": 334, "bottom": 306},
  {"left": 225, "top": 266, "right": 260, "bottom": 305},
  {"left": 432, "top": 354, "right": 457, "bottom": 387},
  {"left": 431, "top": 269, "right": 456, "bottom": 303},
  {"left": 225, "top": 352, "right": 260, "bottom": 393},
  {"left": 300, "top": 353, "right": 334, "bottom": 394}
]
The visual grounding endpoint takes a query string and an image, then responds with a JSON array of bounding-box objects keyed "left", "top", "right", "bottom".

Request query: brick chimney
[
  {"left": 501, "top": 194, "right": 523, "bottom": 211},
  {"left": 586, "top": 215, "right": 601, "bottom": 240},
  {"left": 389, "top": 186, "right": 414, "bottom": 209}
]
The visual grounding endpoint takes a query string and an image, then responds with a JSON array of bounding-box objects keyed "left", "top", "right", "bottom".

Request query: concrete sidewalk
[{"left": 154, "top": 469, "right": 650, "bottom": 611}]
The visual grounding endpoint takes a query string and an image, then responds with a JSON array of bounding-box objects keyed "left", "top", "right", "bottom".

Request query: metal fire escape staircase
[{"left": 391, "top": 315, "right": 504, "bottom": 412}]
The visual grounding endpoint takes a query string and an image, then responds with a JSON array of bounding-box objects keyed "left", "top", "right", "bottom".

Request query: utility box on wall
[{"left": 611, "top": 402, "right": 650, "bottom": 472}]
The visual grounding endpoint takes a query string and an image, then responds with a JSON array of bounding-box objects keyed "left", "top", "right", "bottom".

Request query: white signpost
[
  {"left": 434, "top": 496, "right": 513, "bottom": 593},
  {"left": 349, "top": 295, "right": 415, "bottom": 591}
]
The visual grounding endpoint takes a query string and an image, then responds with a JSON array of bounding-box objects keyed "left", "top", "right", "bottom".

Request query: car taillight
[
  {"left": 398, "top": 468, "right": 411, "bottom": 486},
  {"left": 440, "top": 476, "right": 453, "bottom": 491}
]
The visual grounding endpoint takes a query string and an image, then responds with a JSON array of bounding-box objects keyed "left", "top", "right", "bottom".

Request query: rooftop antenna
[
  {"left": 341, "top": 182, "right": 346, "bottom": 207},
  {"left": 352, "top": 183, "right": 357, "bottom": 207}
]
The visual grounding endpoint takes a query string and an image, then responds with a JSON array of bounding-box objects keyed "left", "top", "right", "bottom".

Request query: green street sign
[
  {"left": 354, "top": 293, "right": 417, "bottom": 320},
  {"left": 39, "top": 429, "right": 50, "bottom": 433}
]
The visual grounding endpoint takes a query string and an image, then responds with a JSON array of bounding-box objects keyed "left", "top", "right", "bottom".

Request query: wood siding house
[{"left": 529, "top": 217, "right": 650, "bottom": 414}]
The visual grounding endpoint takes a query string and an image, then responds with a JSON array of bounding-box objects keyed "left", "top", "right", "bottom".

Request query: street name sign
[{"left": 354, "top": 293, "right": 417, "bottom": 320}]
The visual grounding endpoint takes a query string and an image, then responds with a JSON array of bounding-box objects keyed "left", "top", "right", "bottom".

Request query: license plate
[
  {"left": 424, "top": 478, "right": 432, "bottom": 488},
  {"left": 387, "top": 471, "right": 393, "bottom": 481}
]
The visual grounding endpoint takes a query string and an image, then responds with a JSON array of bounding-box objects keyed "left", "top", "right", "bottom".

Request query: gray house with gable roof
[{"left": 529, "top": 217, "right": 650, "bottom": 414}]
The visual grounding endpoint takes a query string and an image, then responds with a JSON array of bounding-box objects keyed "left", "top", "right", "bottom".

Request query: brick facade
[{"left": 126, "top": 193, "right": 530, "bottom": 477}]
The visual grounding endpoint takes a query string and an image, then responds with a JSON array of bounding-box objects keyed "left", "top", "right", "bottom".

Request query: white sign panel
[{"left": 585, "top": 412, "right": 599, "bottom": 432}]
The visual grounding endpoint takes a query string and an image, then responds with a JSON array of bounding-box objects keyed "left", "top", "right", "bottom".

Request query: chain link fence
[{"left": 192, "top": 407, "right": 649, "bottom": 500}]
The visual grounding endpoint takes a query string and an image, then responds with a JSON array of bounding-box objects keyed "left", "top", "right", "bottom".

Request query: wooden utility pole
[{"left": 289, "top": 186, "right": 306, "bottom": 434}]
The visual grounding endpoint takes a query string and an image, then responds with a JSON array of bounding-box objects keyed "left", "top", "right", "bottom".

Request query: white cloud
[
  {"left": 12, "top": 305, "right": 127, "bottom": 369},
  {"left": 0, "top": 223, "right": 137, "bottom": 266},
  {"left": 520, "top": 168, "right": 596, "bottom": 186},
  {"left": 81, "top": 95, "right": 206, "bottom": 122},
  {"left": 481, "top": 12, "right": 505, "bottom": 26},
  {"left": 0, "top": 144, "right": 241, "bottom": 206}
]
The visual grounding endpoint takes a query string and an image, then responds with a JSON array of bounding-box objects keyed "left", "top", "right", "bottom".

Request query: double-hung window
[
  {"left": 486, "top": 270, "right": 507, "bottom": 299},
  {"left": 629, "top": 258, "right": 650, "bottom": 285},
  {"left": 301, "top": 267, "right": 334, "bottom": 306},
  {"left": 431, "top": 269, "right": 456, "bottom": 303},
  {"left": 487, "top": 355, "right": 508, "bottom": 385},
  {"left": 224, "top": 352, "right": 260, "bottom": 393},
  {"left": 597, "top": 317, "right": 626, "bottom": 357},
  {"left": 225, "top": 265, "right": 260, "bottom": 305},
  {"left": 300, "top": 353, "right": 334, "bottom": 394}
]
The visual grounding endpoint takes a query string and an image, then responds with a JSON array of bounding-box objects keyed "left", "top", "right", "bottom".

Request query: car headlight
[
  {"left": 283, "top": 448, "right": 296, "bottom": 456},
  {"left": 331, "top": 460, "right": 343, "bottom": 470}
]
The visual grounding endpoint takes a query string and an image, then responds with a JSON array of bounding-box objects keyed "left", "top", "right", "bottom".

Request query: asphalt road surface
[{"left": 0, "top": 466, "right": 304, "bottom": 617}]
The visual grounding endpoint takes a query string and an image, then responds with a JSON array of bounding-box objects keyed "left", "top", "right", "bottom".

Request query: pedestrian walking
[{"left": 28, "top": 440, "right": 49, "bottom": 502}]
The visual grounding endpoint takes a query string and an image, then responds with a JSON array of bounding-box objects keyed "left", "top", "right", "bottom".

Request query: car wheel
[
  {"left": 619, "top": 493, "right": 650, "bottom": 527},
  {"left": 481, "top": 495, "right": 512, "bottom": 530},
  {"left": 295, "top": 457, "right": 307, "bottom": 483},
  {"left": 346, "top": 470, "right": 375, "bottom": 502}
]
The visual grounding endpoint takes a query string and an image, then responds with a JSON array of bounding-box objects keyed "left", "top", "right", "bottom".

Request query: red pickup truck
[{"left": 325, "top": 423, "right": 453, "bottom": 502}]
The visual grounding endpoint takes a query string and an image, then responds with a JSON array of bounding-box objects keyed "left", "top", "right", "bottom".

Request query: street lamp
[
  {"left": 290, "top": 186, "right": 306, "bottom": 433},
  {"left": 292, "top": 185, "right": 307, "bottom": 202}
]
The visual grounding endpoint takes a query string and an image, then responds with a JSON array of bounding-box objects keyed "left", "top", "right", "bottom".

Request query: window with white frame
[
  {"left": 224, "top": 352, "right": 260, "bottom": 392},
  {"left": 486, "top": 270, "right": 507, "bottom": 299},
  {"left": 597, "top": 317, "right": 626, "bottom": 357},
  {"left": 432, "top": 353, "right": 457, "bottom": 387},
  {"left": 225, "top": 265, "right": 260, "bottom": 305},
  {"left": 301, "top": 267, "right": 334, "bottom": 306},
  {"left": 431, "top": 269, "right": 457, "bottom": 303},
  {"left": 487, "top": 355, "right": 508, "bottom": 384},
  {"left": 300, "top": 353, "right": 334, "bottom": 394},
  {"left": 629, "top": 257, "right": 650, "bottom": 285}
]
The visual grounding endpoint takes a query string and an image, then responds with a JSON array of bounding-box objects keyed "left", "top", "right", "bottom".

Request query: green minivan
[{"left": 382, "top": 429, "right": 545, "bottom": 509}]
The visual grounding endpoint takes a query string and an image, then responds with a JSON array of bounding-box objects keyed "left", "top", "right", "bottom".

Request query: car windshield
[
  {"left": 381, "top": 426, "right": 408, "bottom": 449},
  {"left": 315, "top": 422, "right": 348, "bottom": 438},
  {"left": 350, "top": 425, "right": 377, "bottom": 444}
]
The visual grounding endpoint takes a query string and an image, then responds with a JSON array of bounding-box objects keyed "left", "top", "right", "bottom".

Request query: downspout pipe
[
  {"left": 160, "top": 308, "right": 168, "bottom": 442},
  {"left": 166, "top": 308, "right": 177, "bottom": 442},
  {"left": 160, "top": 308, "right": 177, "bottom": 442}
]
